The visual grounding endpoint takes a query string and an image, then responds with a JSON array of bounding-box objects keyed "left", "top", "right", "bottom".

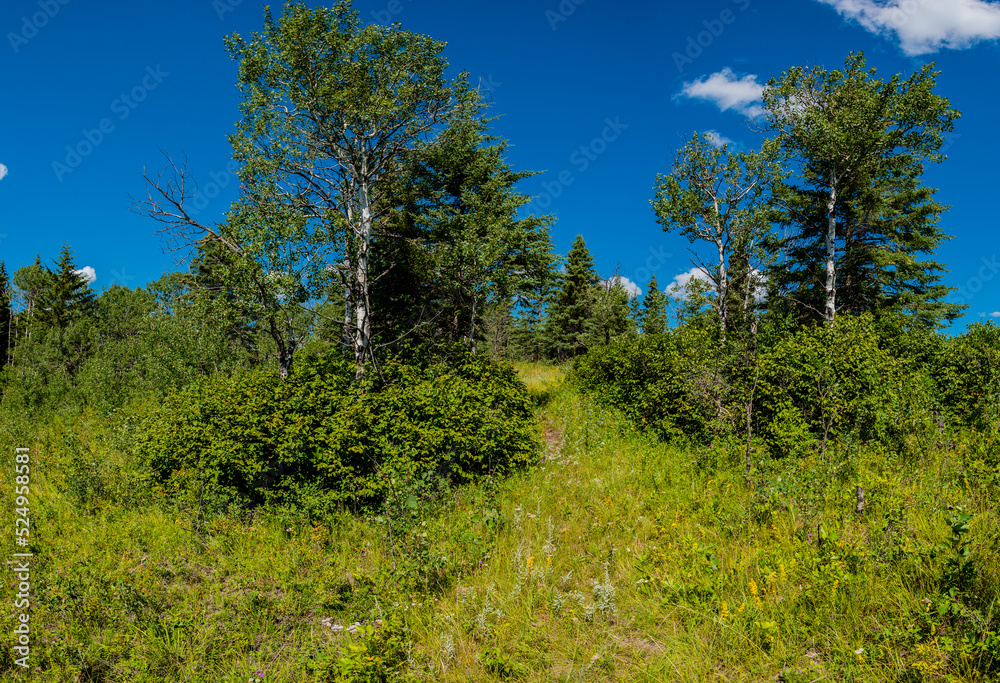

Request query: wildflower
[
  {"left": 766, "top": 571, "right": 777, "bottom": 586},
  {"left": 737, "top": 601, "right": 746, "bottom": 614},
  {"left": 749, "top": 579, "right": 762, "bottom": 609},
  {"left": 720, "top": 601, "right": 729, "bottom": 622},
  {"left": 779, "top": 564, "right": 786, "bottom": 581}
]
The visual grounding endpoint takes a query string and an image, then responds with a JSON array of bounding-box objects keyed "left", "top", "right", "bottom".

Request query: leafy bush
[
  {"left": 931, "top": 321, "right": 1000, "bottom": 432},
  {"left": 574, "top": 313, "right": 944, "bottom": 458},
  {"left": 572, "top": 327, "right": 720, "bottom": 443},
  {"left": 136, "top": 350, "right": 539, "bottom": 513},
  {"left": 753, "top": 314, "right": 908, "bottom": 456}
]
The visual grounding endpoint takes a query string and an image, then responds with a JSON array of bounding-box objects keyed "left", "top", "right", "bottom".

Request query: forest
[{"left": 2, "top": 2, "right": 999, "bottom": 681}]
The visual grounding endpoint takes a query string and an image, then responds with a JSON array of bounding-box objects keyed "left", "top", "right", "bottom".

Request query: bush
[
  {"left": 931, "top": 322, "right": 1000, "bottom": 432},
  {"left": 574, "top": 313, "right": 944, "bottom": 459},
  {"left": 572, "top": 326, "right": 720, "bottom": 444},
  {"left": 136, "top": 349, "right": 539, "bottom": 514},
  {"left": 754, "top": 314, "right": 910, "bottom": 456}
]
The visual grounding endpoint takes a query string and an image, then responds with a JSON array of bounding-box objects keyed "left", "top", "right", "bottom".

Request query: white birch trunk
[
  {"left": 353, "top": 177, "right": 372, "bottom": 381},
  {"left": 825, "top": 177, "right": 838, "bottom": 322}
]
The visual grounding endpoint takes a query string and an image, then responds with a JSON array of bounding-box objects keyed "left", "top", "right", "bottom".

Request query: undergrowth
[{"left": 1, "top": 363, "right": 998, "bottom": 681}]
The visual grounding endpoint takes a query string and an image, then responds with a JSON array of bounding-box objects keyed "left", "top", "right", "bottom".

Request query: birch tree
[
  {"left": 762, "top": 51, "right": 959, "bottom": 325},
  {"left": 651, "top": 133, "right": 781, "bottom": 343},
  {"left": 224, "top": 2, "right": 477, "bottom": 380}
]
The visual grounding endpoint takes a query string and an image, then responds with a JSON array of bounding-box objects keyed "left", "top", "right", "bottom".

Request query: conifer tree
[
  {"left": 640, "top": 274, "right": 668, "bottom": 334},
  {"left": 36, "top": 243, "right": 95, "bottom": 331},
  {"left": 547, "top": 235, "right": 599, "bottom": 359}
]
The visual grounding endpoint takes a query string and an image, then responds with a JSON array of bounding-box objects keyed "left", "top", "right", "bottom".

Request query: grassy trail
[{"left": 0, "top": 363, "right": 991, "bottom": 681}]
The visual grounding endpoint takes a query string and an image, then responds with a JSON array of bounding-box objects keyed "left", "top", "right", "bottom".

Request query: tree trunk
[
  {"left": 354, "top": 179, "right": 372, "bottom": 382},
  {"left": 717, "top": 239, "right": 728, "bottom": 344},
  {"left": 825, "top": 177, "right": 838, "bottom": 323}
]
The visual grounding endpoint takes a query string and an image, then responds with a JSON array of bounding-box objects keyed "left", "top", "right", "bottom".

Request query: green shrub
[
  {"left": 136, "top": 350, "right": 539, "bottom": 513},
  {"left": 754, "top": 314, "right": 908, "bottom": 456},
  {"left": 931, "top": 322, "right": 1000, "bottom": 432},
  {"left": 572, "top": 327, "right": 720, "bottom": 444}
]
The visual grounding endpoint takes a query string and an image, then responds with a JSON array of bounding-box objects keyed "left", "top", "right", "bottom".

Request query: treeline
[{"left": 569, "top": 52, "right": 999, "bottom": 465}]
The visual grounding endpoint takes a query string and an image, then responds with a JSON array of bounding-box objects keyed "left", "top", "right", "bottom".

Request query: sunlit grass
[{"left": 0, "top": 364, "right": 996, "bottom": 680}]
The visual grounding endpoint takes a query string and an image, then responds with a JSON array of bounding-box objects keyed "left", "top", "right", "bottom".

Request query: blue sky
[{"left": 1, "top": 0, "right": 999, "bottom": 329}]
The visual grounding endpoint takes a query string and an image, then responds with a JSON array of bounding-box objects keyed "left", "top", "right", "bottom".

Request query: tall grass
[{"left": 1, "top": 364, "right": 997, "bottom": 680}]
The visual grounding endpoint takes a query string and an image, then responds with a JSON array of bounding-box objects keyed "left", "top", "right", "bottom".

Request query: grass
[{"left": 1, "top": 363, "right": 998, "bottom": 680}]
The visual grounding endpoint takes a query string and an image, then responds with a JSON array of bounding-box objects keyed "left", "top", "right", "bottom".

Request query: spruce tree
[
  {"left": 547, "top": 235, "right": 599, "bottom": 359},
  {"left": 763, "top": 51, "right": 963, "bottom": 327},
  {"left": 640, "top": 274, "right": 668, "bottom": 334},
  {"left": 37, "top": 244, "right": 95, "bottom": 331}
]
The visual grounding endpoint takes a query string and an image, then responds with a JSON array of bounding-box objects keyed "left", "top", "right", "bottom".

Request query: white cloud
[
  {"left": 664, "top": 267, "right": 768, "bottom": 301},
  {"left": 604, "top": 275, "right": 642, "bottom": 299},
  {"left": 680, "top": 68, "right": 764, "bottom": 117},
  {"left": 666, "top": 267, "right": 712, "bottom": 300},
  {"left": 817, "top": 0, "right": 1000, "bottom": 55},
  {"left": 704, "top": 130, "right": 735, "bottom": 148},
  {"left": 990, "top": 311, "right": 1000, "bottom": 317},
  {"left": 74, "top": 266, "right": 96, "bottom": 284},
  {"left": 0, "top": 163, "right": 7, "bottom": 181}
]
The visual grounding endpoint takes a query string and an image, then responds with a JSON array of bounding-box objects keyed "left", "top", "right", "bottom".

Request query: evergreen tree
[
  {"left": 371, "top": 111, "right": 552, "bottom": 356},
  {"left": 36, "top": 244, "right": 95, "bottom": 332},
  {"left": 510, "top": 224, "right": 561, "bottom": 362},
  {"left": 763, "top": 51, "right": 962, "bottom": 327},
  {"left": 547, "top": 235, "right": 599, "bottom": 359},
  {"left": 640, "top": 274, "right": 668, "bottom": 334}
]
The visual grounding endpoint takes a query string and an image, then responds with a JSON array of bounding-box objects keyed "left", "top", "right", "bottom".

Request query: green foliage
[
  {"left": 754, "top": 314, "right": 908, "bottom": 456},
  {"left": 546, "top": 235, "right": 599, "bottom": 360},
  {"left": 310, "top": 620, "right": 411, "bottom": 683},
  {"left": 588, "top": 278, "right": 635, "bottom": 348},
  {"left": 651, "top": 132, "right": 782, "bottom": 341},
  {"left": 639, "top": 274, "right": 668, "bottom": 335},
  {"left": 137, "top": 350, "right": 539, "bottom": 514},
  {"left": 573, "top": 326, "right": 720, "bottom": 443},
  {"left": 932, "top": 322, "right": 1000, "bottom": 432},
  {"left": 763, "top": 51, "right": 963, "bottom": 326}
]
